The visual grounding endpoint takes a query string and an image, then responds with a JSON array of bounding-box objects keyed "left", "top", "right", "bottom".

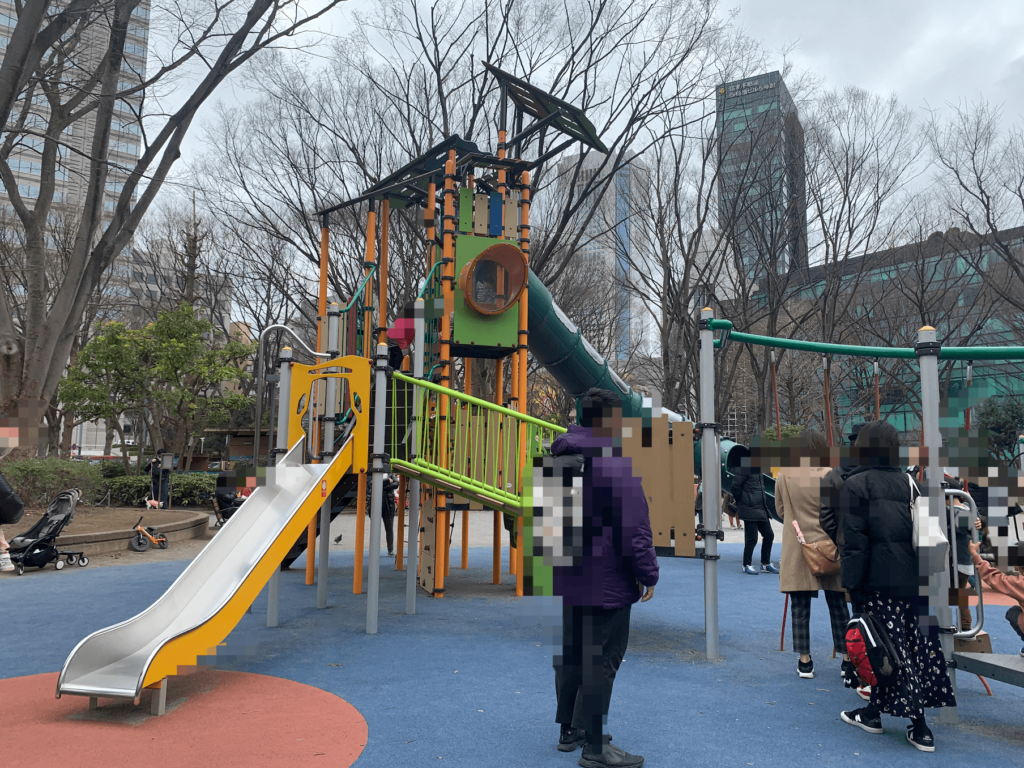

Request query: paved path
[{"left": 2, "top": 540, "right": 1021, "bottom": 767}]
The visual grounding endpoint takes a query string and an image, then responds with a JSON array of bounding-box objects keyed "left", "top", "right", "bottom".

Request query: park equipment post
[
  {"left": 699, "top": 308, "right": 721, "bottom": 661},
  {"left": 917, "top": 326, "right": 957, "bottom": 724},
  {"left": 317, "top": 305, "right": 341, "bottom": 610},
  {"left": 873, "top": 360, "right": 880, "bottom": 420},
  {"left": 406, "top": 300, "right": 424, "bottom": 615},
  {"left": 268, "top": 346, "right": 293, "bottom": 628},
  {"left": 366, "top": 343, "right": 388, "bottom": 634}
]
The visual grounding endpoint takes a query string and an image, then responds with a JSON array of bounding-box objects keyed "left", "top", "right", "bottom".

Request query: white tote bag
[{"left": 907, "top": 474, "right": 949, "bottom": 576}]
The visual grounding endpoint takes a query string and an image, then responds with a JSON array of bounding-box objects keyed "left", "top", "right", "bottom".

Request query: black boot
[{"left": 578, "top": 742, "right": 643, "bottom": 768}]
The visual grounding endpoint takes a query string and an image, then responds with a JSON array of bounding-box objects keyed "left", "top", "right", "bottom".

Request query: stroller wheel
[
  {"left": 55, "top": 559, "right": 65, "bottom": 570},
  {"left": 130, "top": 533, "right": 150, "bottom": 552},
  {"left": 78, "top": 556, "right": 89, "bottom": 567},
  {"left": 17, "top": 564, "right": 24, "bottom": 575},
  {"left": 67, "top": 555, "right": 78, "bottom": 566}
]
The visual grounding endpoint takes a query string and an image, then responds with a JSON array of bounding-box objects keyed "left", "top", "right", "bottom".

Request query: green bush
[
  {"left": 106, "top": 475, "right": 151, "bottom": 506},
  {"left": 106, "top": 472, "right": 216, "bottom": 508},
  {"left": 171, "top": 473, "right": 216, "bottom": 508},
  {"left": 761, "top": 424, "right": 806, "bottom": 442},
  {"left": 98, "top": 460, "right": 127, "bottom": 479},
  {"left": 1, "top": 458, "right": 105, "bottom": 506}
]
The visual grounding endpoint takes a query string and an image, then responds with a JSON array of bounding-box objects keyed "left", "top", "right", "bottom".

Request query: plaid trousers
[{"left": 789, "top": 590, "right": 850, "bottom": 655}]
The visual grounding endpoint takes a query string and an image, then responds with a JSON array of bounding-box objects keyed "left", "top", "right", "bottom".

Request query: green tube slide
[{"left": 526, "top": 270, "right": 778, "bottom": 521}]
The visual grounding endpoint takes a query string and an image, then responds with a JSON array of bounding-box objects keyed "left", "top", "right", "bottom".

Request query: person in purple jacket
[{"left": 549, "top": 388, "right": 659, "bottom": 768}]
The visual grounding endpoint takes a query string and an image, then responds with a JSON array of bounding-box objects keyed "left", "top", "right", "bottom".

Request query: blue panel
[{"left": 488, "top": 192, "right": 502, "bottom": 236}]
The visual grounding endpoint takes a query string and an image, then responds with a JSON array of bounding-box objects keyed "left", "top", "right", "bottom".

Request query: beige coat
[{"left": 777, "top": 466, "right": 842, "bottom": 593}]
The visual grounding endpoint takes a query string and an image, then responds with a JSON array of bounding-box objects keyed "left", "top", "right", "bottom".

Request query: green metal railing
[
  {"left": 386, "top": 371, "right": 566, "bottom": 512},
  {"left": 708, "top": 318, "right": 1024, "bottom": 361},
  {"left": 338, "top": 267, "right": 377, "bottom": 358}
]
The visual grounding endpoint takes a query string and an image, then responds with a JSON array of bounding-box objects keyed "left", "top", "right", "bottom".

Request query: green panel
[
  {"left": 458, "top": 188, "right": 473, "bottom": 233},
  {"left": 452, "top": 235, "right": 520, "bottom": 354}
]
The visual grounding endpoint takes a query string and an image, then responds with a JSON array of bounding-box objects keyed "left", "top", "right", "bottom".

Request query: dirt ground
[{"left": 9, "top": 506, "right": 204, "bottom": 538}]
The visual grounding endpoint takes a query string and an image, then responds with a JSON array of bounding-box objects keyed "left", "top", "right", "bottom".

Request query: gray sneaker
[
  {"left": 579, "top": 743, "right": 643, "bottom": 768},
  {"left": 0, "top": 552, "right": 13, "bottom": 572}
]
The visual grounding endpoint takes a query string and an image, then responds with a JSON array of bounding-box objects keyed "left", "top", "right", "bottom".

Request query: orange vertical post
[
  {"left": 354, "top": 203, "right": 377, "bottom": 594},
  {"left": 822, "top": 356, "right": 834, "bottom": 447},
  {"left": 873, "top": 360, "right": 881, "bottom": 421},
  {"left": 396, "top": 476, "right": 407, "bottom": 571},
  {"left": 432, "top": 149, "right": 457, "bottom": 597},
  {"left": 515, "top": 171, "right": 531, "bottom": 598},
  {"left": 770, "top": 351, "right": 782, "bottom": 440}
]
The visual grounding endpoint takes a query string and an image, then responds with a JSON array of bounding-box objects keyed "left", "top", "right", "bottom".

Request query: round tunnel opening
[{"left": 458, "top": 243, "right": 528, "bottom": 316}]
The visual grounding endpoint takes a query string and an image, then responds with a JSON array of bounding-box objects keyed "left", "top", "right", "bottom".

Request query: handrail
[
  {"left": 416, "top": 261, "right": 443, "bottom": 299},
  {"left": 708, "top": 318, "right": 1024, "bottom": 361},
  {"left": 391, "top": 371, "right": 567, "bottom": 433},
  {"left": 946, "top": 488, "right": 985, "bottom": 640},
  {"left": 341, "top": 266, "right": 377, "bottom": 313}
]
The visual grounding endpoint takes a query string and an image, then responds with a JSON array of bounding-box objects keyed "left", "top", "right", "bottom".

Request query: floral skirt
[{"left": 864, "top": 594, "right": 956, "bottom": 719}]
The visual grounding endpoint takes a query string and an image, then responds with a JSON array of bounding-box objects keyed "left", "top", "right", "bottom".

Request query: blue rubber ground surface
[{"left": 2, "top": 542, "right": 1022, "bottom": 766}]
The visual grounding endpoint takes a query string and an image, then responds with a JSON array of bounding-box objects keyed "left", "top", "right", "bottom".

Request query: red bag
[{"left": 845, "top": 613, "right": 901, "bottom": 688}]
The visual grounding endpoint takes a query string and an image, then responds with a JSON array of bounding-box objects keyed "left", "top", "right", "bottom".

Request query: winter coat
[
  {"left": 971, "top": 549, "right": 1024, "bottom": 614},
  {"left": 0, "top": 470, "right": 25, "bottom": 526},
  {"left": 776, "top": 466, "right": 841, "bottom": 593},
  {"left": 549, "top": 425, "right": 660, "bottom": 609},
  {"left": 820, "top": 464, "right": 853, "bottom": 550},
  {"left": 840, "top": 465, "right": 918, "bottom": 600},
  {"left": 730, "top": 468, "right": 770, "bottom": 522}
]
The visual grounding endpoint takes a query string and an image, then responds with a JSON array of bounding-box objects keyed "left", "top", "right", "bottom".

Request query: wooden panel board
[
  {"left": 503, "top": 191, "right": 518, "bottom": 240},
  {"left": 620, "top": 416, "right": 696, "bottom": 557},
  {"left": 473, "top": 194, "right": 489, "bottom": 235}
]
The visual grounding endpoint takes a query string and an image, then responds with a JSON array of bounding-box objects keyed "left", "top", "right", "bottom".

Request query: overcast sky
[{"left": 733, "top": 0, "right": 1024, "bottom": 125}]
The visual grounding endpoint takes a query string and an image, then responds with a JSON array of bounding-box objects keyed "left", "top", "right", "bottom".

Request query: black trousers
[
  {"left": 554, "top": 604, "right": 632, "bottom": 749},
  {"left": 742, "top": 518, "right": 774, "bottom": 567}
]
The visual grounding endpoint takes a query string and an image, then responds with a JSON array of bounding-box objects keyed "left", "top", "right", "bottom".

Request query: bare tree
[{"left": 0, "top": 0, "right": 349, "bottom": 426}]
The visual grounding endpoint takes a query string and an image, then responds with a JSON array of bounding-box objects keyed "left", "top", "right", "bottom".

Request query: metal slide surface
[{"left": 57, "top": 438, "right": 354, "bottom": 701}]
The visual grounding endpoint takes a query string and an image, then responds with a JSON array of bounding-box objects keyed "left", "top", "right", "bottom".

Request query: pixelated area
[{"left": 0, "top": 405, "right": 48, "bottom": 452}]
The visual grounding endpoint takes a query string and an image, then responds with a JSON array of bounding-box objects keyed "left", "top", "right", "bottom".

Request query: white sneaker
[
  {"left": 0, "top": 552, "right": 13, "bottom": 572},
  {"left": 856, "top": 685, "right": 871, "bottom": 701}
]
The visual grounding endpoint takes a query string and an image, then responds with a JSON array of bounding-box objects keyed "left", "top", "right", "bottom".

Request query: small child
[{"left": 968, "top": 539, "right": 1024, "bottom": 657}]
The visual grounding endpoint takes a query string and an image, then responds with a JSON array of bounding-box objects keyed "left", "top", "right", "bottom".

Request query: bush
[
  {"left": 1, "top": 458, "right": 105, "bottom": 506},
  {"left": 106, "top": 472, "right": 216, "bottom": 508},
  {"left": 171, "top": 473, "right": 216, "bottom": 508},
  {"left": 99, "top": 460, "right": 127, "bottom": 479},
  {"left": 761, "top": 424, "right": 805, "bottom": 442},
  {"left": 106, "top": 475, "right": 151, "bottom": 507}
]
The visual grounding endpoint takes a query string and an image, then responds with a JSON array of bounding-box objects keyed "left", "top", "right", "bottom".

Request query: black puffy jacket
[
  {"left": 840, "top": 465, "right": 917, "bottom": 599},
  {"left": 820, "top": 464, "right": 853, "bottom": 550},
  {"left": 0, "top": 470, "right": 25, "bottom": 526},
  {"left": 730, "top": 468, "right": 769, "bottom": 522}
]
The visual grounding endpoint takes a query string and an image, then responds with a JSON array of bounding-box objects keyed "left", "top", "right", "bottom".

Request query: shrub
[
  {"left": 1, "top": 458, "right": 105, "bottom": 506},
  {"left": 106, "top": 472, "right": 216, "bottom": 508},
  {"left": 761, "top": 424, "right": 805, "bottom": 442},
  {"left": 106, "top": 475, "right": 151, "bottom": 507},
  {"left": 98, "top": 460, "right": 127, "bottom": 479},
  {"left": 171, "top": 473, "right": 216, "bottom": 508}
]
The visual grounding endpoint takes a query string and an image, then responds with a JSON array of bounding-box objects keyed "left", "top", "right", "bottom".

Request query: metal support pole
[
  {"left": 917, "top": 326, "right": 956, "bottom": 724},
  {"left": 317, "top": 307, "right": 341, "bottom": 609},
  {"left": 699, "top": 308, "right": 721, "bottom": 661},
  {"left": 268, "top": 347, "right": 292, "bottom": 629},
  {"left": 770, "top": 350, "right": 782, "bottom": 439},
  {"left": 406, "top": 300, "right": 425, "bottom": 614},
  {"left": 873, "top": 360, "right": 880, "bottom": 421},
  {"left": 367, "top": 343, "right": 388, "bottom": 634}
]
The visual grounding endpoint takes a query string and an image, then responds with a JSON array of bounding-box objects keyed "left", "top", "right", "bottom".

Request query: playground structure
[
  {"left": 698, "top": 312, "right": 1024, "bottom": 722},
  {"left": 54, "top": 64, "right": 696, "bottom": 713},
  {"left": 52, "top": 61, "right": 1023, "bottom": 725}
]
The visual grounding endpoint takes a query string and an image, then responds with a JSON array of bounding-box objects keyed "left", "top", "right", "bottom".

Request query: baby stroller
[{"left": 8, "top": 489, "right": 88, "bottom": 575}]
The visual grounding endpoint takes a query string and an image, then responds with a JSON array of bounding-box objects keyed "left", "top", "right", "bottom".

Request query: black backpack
[{"left": 845, "top": 613, "right": 902, "bottom": 687}]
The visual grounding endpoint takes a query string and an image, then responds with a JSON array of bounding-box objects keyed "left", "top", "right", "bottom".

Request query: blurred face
[
  {"left": 0, "top": 407, "right": 45, "bottom": 451},
  {"left": 0, "top": 425, "right": 18, "bottom": 449},
  {"left": 592, "top": 408, "right": 623, "bottom": 437}
]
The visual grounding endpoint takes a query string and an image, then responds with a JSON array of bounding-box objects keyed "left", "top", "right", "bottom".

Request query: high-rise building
[
  {"left": 716, "top": 71, "right": 806, "bottom": 282},
  {"left": 0, "top": 2, "right": 149, "bottom": 212},
  {"left": 560, "top": 152, "right": 649, "bottom": 361}
]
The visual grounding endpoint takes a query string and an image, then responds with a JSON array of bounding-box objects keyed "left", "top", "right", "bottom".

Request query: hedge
[
  {"left": 2, "top": 458, "right": 216, "bottom": 509},
  {"left": 1, "top": 458, "right": 105, "bottom": 506},
  {"left": 107, "top": 473, "right": 216, "bottom": 508}
]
